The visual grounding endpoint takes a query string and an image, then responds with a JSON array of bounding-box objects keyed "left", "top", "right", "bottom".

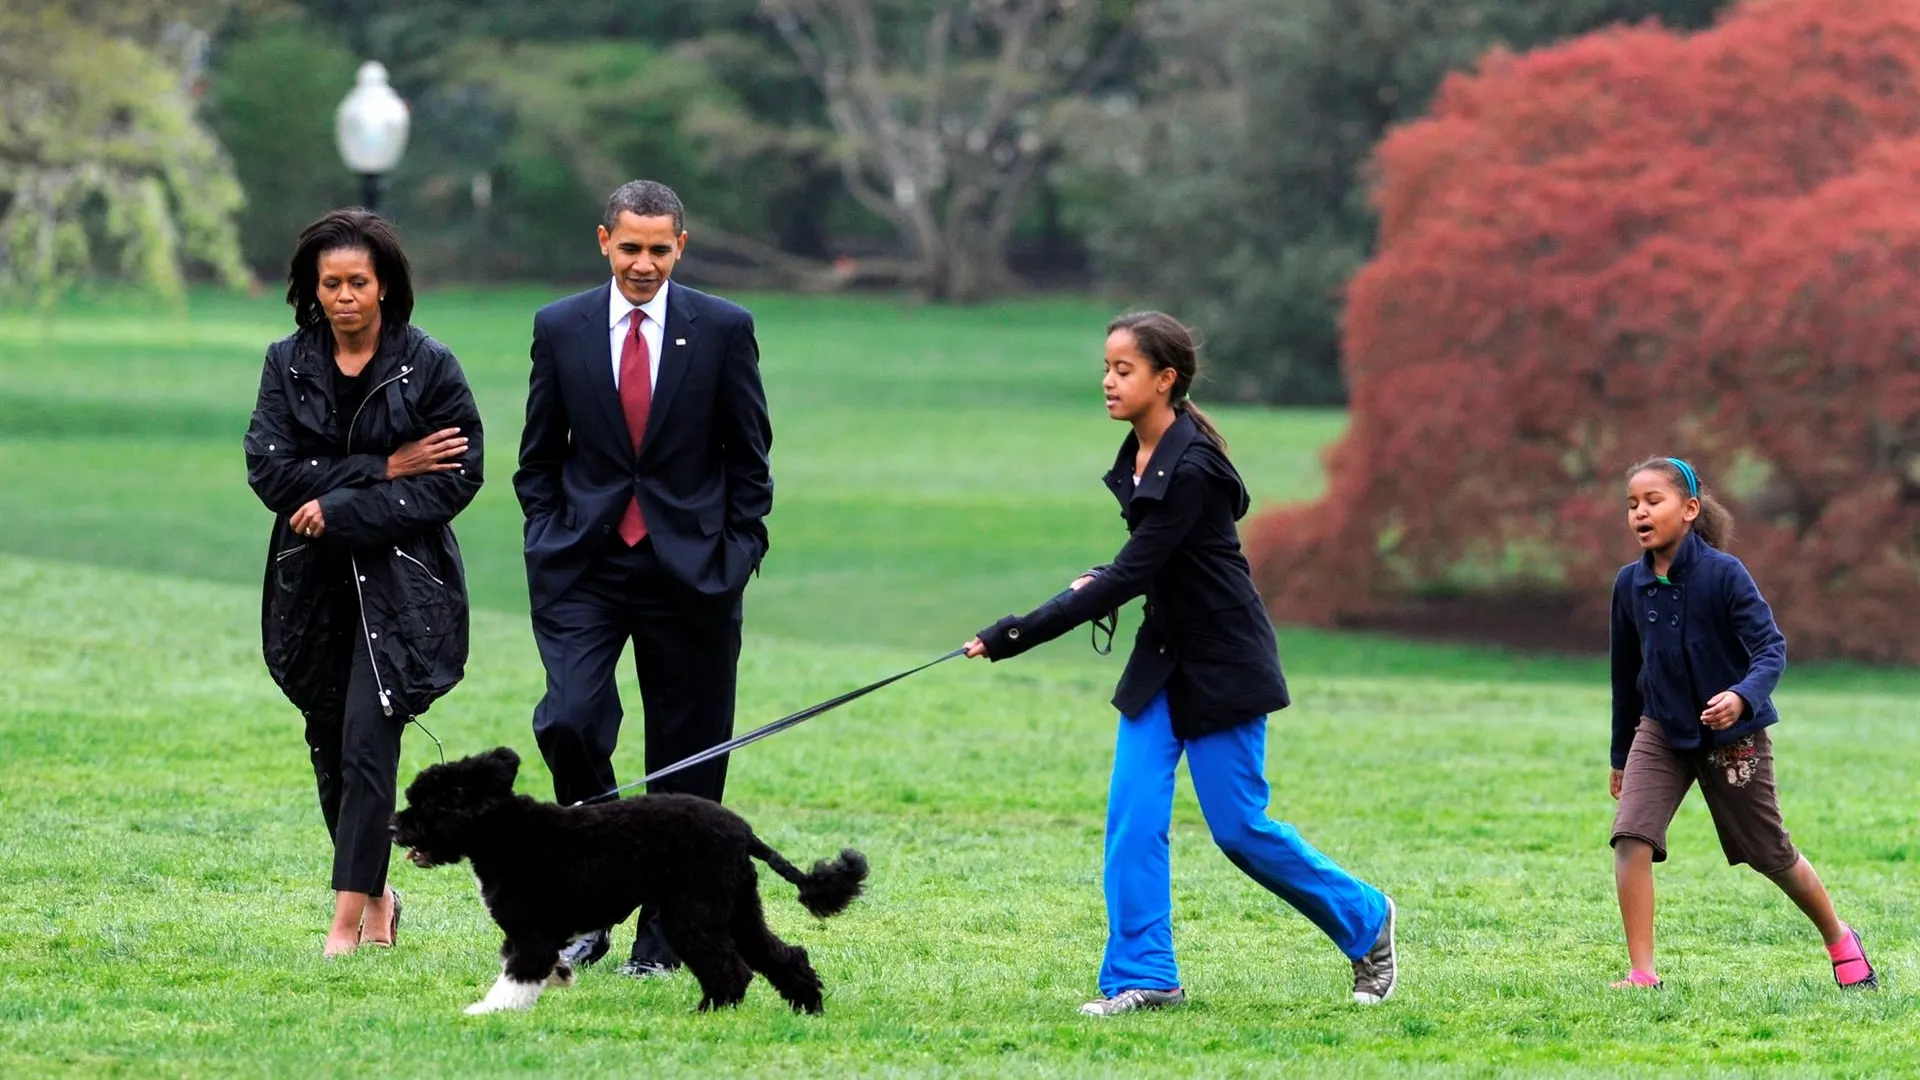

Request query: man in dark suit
[{"left": 514, "top": 179, "right": 773, "bottom": 976}]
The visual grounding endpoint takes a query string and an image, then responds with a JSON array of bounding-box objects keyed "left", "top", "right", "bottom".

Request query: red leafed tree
[{"left": 1246, "top": 0, "right": 1920, "bottom": 663}]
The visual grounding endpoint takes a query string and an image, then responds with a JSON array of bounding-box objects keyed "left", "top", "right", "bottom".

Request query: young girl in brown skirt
[{"left": 1608, "top": 457, "right": 1877, "bottom": 991}]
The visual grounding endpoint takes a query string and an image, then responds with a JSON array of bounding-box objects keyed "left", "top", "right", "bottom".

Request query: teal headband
[{"left": 1666, "top": 457, "right": 1700, "bottom": 497}]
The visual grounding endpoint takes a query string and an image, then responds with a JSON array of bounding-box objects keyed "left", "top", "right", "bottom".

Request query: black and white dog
[{"left": 390, "top": 747, "right": 868, "bottom": 1015}]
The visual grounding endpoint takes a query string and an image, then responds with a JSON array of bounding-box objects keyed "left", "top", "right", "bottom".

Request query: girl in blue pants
[{"left": 967, "top": 312, "right": 1397, "bottom": 1015}]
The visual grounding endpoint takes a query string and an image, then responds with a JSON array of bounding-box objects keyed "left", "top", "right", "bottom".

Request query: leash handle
[
  {"left": 1091, "top": 608, "right": 1117, "bottom": 656},
  {"left": 569, "top": 647, "right": 965, "bottom": 807}
]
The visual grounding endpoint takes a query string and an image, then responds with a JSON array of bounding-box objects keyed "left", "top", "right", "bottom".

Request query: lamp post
[{"left": 334, "top": 61, "right": 410, "bottom": 213}]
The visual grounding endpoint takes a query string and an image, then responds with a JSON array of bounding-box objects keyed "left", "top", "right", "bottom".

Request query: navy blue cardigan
[{"left": 1609, "top": 530, "right": 1787, "bottom": 768}]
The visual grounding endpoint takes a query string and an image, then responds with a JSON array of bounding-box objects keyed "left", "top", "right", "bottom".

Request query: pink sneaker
[
  {"left": 1830, "top": 926, "right": 1879, "bottom": 990},
  {"left": 1610, "top": 969, "right": 1663, "bottom": 990}
]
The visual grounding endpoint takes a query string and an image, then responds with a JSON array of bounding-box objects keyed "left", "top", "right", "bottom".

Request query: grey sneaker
[
  {"left": 1079, "top": 987, "right": 1186, "bottom": 1016},
  {"left": 558, "top": 929, "right": 610, "bottom": 969},
  {"left": 1351, "top": 896, "right": 1398, "bottom": 1005}
]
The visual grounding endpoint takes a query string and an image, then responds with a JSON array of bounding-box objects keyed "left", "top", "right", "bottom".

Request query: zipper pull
[{"left": 379, "top": 689, "right": 393, "bottom": 717}]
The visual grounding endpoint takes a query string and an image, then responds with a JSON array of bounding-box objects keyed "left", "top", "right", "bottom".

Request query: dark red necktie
[{"left": 617, "top": 309, "right": 651, "bottom": 546}]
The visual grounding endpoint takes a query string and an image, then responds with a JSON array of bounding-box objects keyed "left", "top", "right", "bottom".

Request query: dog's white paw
[{"left": 464, "top": 974, "right": 544, "bottom": 1015}]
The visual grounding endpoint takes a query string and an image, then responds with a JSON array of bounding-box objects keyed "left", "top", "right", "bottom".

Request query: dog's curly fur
[{"left": 390, "top": 747, "right": 867, "bottom": 1015}]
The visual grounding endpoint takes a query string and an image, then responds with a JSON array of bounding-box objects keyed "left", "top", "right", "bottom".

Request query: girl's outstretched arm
[{"left": 973, "top": 475, "right": 1207, "bottom": 660}]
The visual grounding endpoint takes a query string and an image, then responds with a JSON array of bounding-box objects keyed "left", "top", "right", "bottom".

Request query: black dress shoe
[
  {"left": 617, "top": 958, "right": 678, "bottom": 980},
  {"left": 625, "top": 910, "right": 680, "bottom": 976},
  {"left": 559, "top": 929, "right": 611, "bottom": 968}
]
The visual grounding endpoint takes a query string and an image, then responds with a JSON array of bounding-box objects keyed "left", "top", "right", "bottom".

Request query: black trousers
[
  {"left": 530, "top": 537, "right": 742, "bottom": 964},
  {"left": 304, "top": 600, "right": 405, "bottom": 895}
]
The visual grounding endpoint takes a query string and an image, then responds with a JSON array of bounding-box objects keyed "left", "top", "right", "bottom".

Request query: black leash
[{"left": 568, "top": 647, "right": 966, "bottom": 807}]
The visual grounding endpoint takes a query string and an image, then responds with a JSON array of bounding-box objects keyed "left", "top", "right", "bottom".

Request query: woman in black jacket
[
  {"left": 244, "top": 209, "right": 483, "bottom": 957},
  {"left": 967, "top": 312, "right": 1397, "bottom": 1015}
]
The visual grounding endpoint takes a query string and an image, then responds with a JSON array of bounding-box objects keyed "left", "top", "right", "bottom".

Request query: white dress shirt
[{"left": 607, "top": 278, "right": 669, "bottom": 393}]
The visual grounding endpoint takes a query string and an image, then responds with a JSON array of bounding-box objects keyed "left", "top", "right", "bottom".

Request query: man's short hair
[{"left": 604, "top": 180, "right": 685, "bottom": 234}]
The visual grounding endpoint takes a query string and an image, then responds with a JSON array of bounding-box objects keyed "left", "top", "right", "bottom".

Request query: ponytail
[
  {"left": 1176, "top": 400, "right": 1230, "bottom": 457},
  {"left": 1693, "top": 490, "right": 1736, "bottom": 549}
]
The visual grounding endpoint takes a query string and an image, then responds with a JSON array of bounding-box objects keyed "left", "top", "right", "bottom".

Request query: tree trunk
[{"left": 919, "top": 227, "right": 1015, "bottom": 303}]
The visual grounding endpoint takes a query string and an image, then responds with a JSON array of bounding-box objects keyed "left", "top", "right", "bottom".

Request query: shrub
[{"left": 1248, "top": 0, "right": 1920, "bottom": 662}]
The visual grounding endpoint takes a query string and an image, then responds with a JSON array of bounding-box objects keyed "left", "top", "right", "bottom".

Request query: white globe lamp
[{"left": 335, "top": 61, "right": 410, "bottom": 212}]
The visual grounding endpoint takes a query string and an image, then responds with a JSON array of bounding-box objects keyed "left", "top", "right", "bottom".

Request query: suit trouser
[
  {"left": 1099, "top": 691, "right": 1388, "bottom": 996},
  {"left": 530, "top": 537, "right": 741, "bottom": 962},
  {"left": 304, "top": 612, "right": 405, "bottom": 896}
]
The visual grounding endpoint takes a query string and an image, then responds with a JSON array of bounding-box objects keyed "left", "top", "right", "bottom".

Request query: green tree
[
  {"left": 205, "top": 18, "right": 360, "bottom": 278},
  {"left": 0, "top": 3, "right": 253, "bottom": 301},
  {"left": 1067, "top": 0, "right": 1730, "bottom": 403},
  {"left": 263, "top": 0, "right": 848, "bottom": 287},
  {"left": 1248, "top": 0, "right": 1920, "bottom": 660},
  {"left": 433, "top": 38, "right": 827, "bottom": 281}
]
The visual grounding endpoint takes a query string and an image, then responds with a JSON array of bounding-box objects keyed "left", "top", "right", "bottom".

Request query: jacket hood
[{"left": 1107, "top": 410, "right": 1249, "bottom": 520}]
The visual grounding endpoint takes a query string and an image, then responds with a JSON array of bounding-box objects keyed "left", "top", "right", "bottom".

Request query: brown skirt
[{"left": 1611, "top": 717, "right": 1799, "bottom": 874}]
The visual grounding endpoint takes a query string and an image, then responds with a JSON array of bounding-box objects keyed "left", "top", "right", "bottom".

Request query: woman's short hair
[{"left": 285, "top": 208, "right": 415, "bottom": 329}]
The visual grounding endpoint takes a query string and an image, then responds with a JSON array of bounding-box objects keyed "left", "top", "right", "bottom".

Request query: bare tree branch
[
  {"left": 686, "top": 220, "right": 918, "bottom": 291},
  {"left": 919, "top": 7, "right": 953, "bottom": 171},
  {"left": 840, "top": 0, "right": 934, "bottom": 224},
  {"left": 975, "top": 0, "right": 1046, "bottom": 148},
  {"left": 986, "top": 145, "right": 1049, "bottom": 245},
  {"left": 763, "top": 0, "right": 1145, "bottom": 299},
  {"left": 981, "top": 5, "right": 1149, "bottom": 241},
  {"left": 765, "top": 5, "right": 832, "bottom": 83},
  {"left": 1066, "top": 2, "right": 1150, "bottom": 95}
]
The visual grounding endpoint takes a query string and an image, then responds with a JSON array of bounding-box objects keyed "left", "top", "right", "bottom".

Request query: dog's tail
[{"left": 750, "top": 839, "right": 868, "bottom": 918}]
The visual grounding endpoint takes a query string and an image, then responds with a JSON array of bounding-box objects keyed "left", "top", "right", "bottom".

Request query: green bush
[
  {"left": 1068, "top": 0, "right": 1731, "bottom": 404},
  {"left": 205, "top": 18, "right": 360, "bottom": 281}
]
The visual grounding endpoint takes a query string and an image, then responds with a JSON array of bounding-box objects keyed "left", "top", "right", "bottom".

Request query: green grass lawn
[{"left": 1, "top": 289, "right": 1915, "bottom": 1078}]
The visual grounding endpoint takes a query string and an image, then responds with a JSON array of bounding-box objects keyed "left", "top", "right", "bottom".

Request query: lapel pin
[{"left": 675, "top": 338, "right": 686, "bottom": 346}]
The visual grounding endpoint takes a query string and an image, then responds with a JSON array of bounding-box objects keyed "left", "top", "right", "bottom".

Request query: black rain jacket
[
  {"left": 977, "top": 412, "right": 1289, "bottom": 738},
  {"left": 244, "top": 321, "right": 484, "bottom": 719}
]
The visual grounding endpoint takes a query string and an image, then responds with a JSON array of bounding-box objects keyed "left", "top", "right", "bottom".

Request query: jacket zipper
[
  {"left": 393, "top": 546, "right": 445, "bottom": 585},
  {"left": 345, "top": 363, "right": 413, "bottom": 718},
  {"left": 275, "top": 543, "right": 308, "bottom": 562}
]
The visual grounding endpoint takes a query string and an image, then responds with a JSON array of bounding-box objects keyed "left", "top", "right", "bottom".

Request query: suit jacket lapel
[
  {"left": 578, "top": 282, "right": 632, "bottom": 459},
  {"left": 642, "top": 286, "right": 699, "bottom": 449}
]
